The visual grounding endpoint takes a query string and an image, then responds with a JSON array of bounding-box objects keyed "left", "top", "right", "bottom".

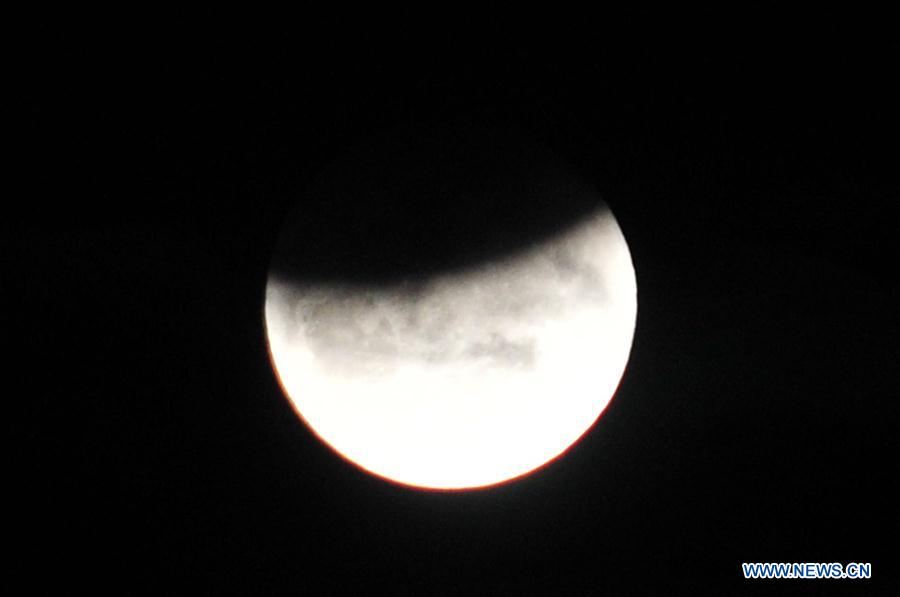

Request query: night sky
[{"left": 10, "top": 14, "right": 899, "bottom": 594}]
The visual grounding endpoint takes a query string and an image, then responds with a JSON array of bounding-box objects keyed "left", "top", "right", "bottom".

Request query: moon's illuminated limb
[{"left": 265, "top": 206, "right": 637, "bottom": 490}]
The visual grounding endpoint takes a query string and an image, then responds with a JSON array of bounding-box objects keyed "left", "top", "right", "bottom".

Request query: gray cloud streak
[{"left": 268, "top": 208, "right": 618, "bottom": 379}]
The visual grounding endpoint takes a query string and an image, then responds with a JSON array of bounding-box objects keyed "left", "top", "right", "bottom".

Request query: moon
[
  {"left": 265, "top": 205, "right": 636, "bottom": 490},
  {"left": 264, "top": 124, "right": 637, "bottom": 490}
]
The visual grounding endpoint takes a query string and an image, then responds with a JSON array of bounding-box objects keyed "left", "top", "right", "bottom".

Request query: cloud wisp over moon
[{"left": 269, "top": 208, "right": 616, "bottom": 377}]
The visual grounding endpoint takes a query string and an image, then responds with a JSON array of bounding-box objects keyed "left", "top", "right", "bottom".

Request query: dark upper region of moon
[{"left": 270, "top": 120, "right": 605, "bottom": 287}]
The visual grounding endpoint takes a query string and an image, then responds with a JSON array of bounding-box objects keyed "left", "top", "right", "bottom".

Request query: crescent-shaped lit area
[{"left": 265, "top": 206, "right": 637, "bottom": 490}]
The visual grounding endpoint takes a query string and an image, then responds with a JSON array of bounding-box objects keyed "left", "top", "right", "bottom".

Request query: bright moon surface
[{"left": 265, "top": 206, "right": 637, "bottom": 490}]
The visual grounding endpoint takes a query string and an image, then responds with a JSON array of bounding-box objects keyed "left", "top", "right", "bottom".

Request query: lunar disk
[{"left": 265, "top": 204, "right": 637, "bottom": 490}]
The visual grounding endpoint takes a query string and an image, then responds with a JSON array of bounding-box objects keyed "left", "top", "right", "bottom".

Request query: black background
[{"left": 10, "top": 12, "right": 899, "bottom": 594}]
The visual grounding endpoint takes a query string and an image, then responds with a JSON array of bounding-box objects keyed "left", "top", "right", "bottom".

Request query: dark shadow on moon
[{"left": 268, "top": 120, "right": 610, "bottom": 289}]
